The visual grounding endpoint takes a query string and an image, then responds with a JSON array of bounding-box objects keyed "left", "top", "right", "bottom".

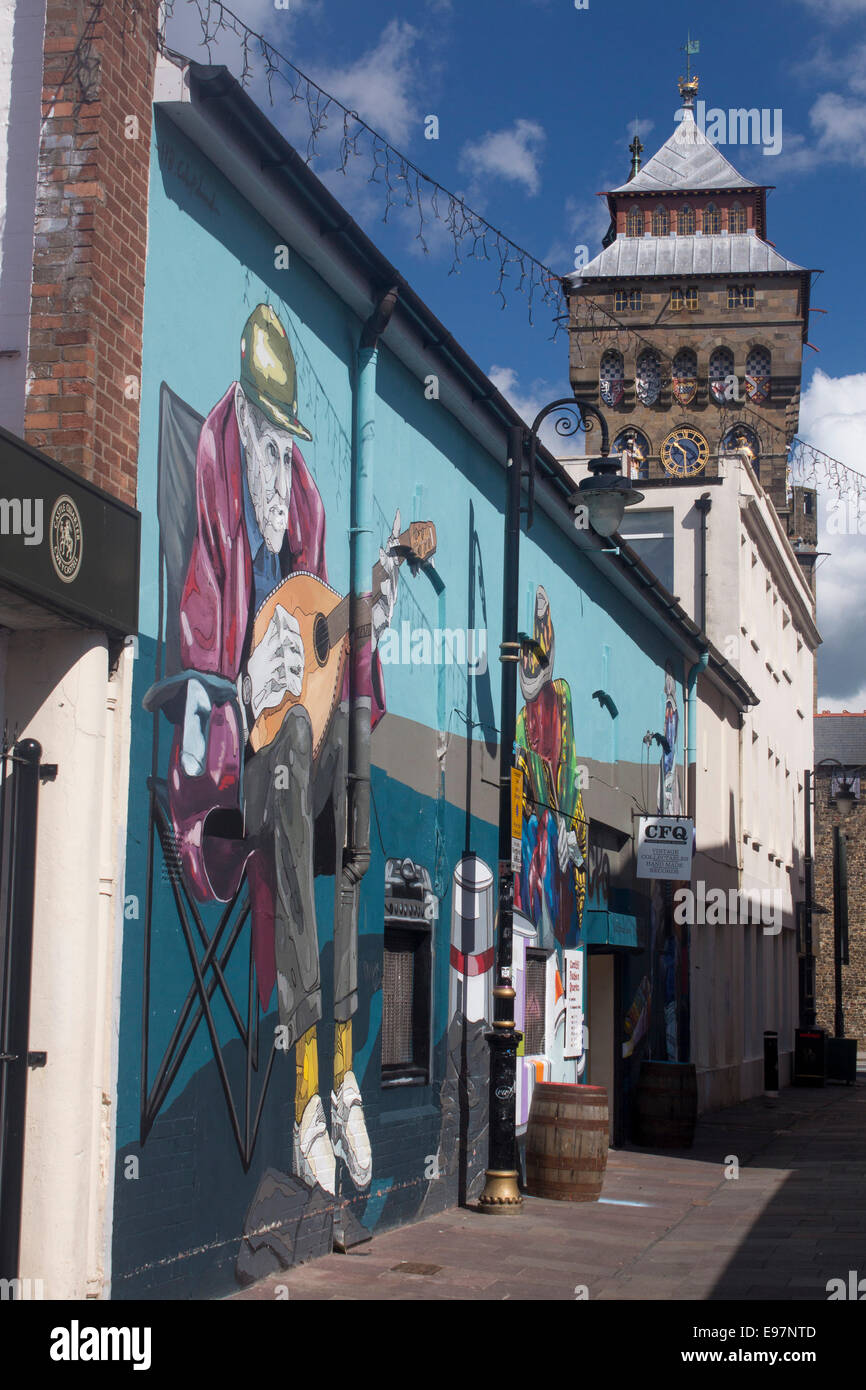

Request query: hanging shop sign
[
  {"left": 636, "top": 815, "right": 694, "bottom": 881},
  {"left": 511, "top": 766, "right": 523, "bottom": 872},
  {"left": 563, "top": 948, "right": 585, "bottom": 1060}
]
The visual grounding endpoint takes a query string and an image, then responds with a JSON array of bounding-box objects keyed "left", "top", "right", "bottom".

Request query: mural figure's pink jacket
[{"left": 168, "top": 384, "right": 385, "bottom": 1008}]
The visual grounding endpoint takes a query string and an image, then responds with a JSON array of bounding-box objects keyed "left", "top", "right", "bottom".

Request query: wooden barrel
[
  {"left": 525, "top": 1082, "right": 609, "bottom": 1202},
  {"left": 634, "top": 1061, "right": 697, "bottom": 1148}
]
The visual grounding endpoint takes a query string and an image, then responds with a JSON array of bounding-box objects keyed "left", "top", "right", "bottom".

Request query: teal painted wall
[{"left": 112, "top": 109, "right": 686, "bottom": 1297}]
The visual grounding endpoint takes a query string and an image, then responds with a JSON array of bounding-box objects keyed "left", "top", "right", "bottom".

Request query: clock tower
[{"left": 566, "top": 75, "right": 813, "bottom": 521}]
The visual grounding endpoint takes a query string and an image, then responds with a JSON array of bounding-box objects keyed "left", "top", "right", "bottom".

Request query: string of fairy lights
[{"left": 156, "top": 0, "right": 866, "bottom": 509}]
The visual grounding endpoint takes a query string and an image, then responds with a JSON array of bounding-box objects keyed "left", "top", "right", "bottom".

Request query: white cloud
[
  {"left": 755, "top": 90, "right": 866, "bottom": 174},
  {"left": 798, "top": 369, "right": 866, "bottom": 709},
  {"left": 809, "top": 91, "right": 866, "bottom": 162},
  {"left": 487, "top": 366, "right": 574, "bottom": 456},
  {"left": 793, "top": 0, "right": 866, "bottom": 17},
  {"left": 165, "top": 0, "right": 320, "bottom": 67},
  {"left": 305, "top": 19, "right": 422, "bottom": 146},
  {"left": 543, "top": 193, "right": 610, "bottom": 271},
  {"left": 623, "top": 118, "right": 654, "bottom": 144},
  {"left": 459, "top": 120, "right": 546, "bottom": 196},
  {"left": 769, "top": 27, "right": 866, "bottom": 173}
]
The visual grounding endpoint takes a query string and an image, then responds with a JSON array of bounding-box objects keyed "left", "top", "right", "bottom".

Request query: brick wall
[
  {"left": 814, "top": 776, "right": 866, "bottom": 1046},
  {"left": 25, "top": 0, "right": 159, "bottom": 506}
]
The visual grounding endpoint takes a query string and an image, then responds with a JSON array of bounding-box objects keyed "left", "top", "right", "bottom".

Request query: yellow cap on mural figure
[{"left": 239, "top": 303, "right": 313, "bottom": 441}]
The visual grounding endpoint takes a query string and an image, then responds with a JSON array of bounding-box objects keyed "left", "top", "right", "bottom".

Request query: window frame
[
  {"left": 615, "top": 289, "right": 642, "bottom": 312},
  {"left": 728, "top": 285, "right": 755, "bottom": 309},
  {"left": 729, "top": 204, "right": 747, "bottom": 234},
  {"left": 625, "top": 207, "right": 644, "bottom": 239},
  {"left": 522, "top": 948, "right": 549, "bottom": 1057},
  {"left": 703, "top": 203, "right": 721, "bottom": 234},
  {"left": 677, "top": 205, "right": 696, "bottom": 235},
  {"left": 381, "top": 920, "right": 433, "bottom": 1086}
]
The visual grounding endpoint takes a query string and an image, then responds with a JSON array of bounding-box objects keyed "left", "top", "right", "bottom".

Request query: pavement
[{"left": 229, "top": 1076, "right": 866, "bottom": 1301}]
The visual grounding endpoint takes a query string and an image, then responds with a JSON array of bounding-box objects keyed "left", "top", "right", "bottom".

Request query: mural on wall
[
  {"left": 623, "top": 660, "right": 690, "bottom": 1071},
  {"left": 658, "top": 660, "right": 682, "bottom": 816},
  {"left": 143, "top": 303, "right": 437, "bottom": 1207},
  {"left": 514, "top": 586, "right": 587, "bottom": 959},
  {"left": 512, "top": 586, "right": 588, "bottom": 1132}
]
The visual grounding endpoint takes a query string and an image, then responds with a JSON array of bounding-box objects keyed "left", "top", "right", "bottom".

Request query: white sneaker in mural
[
  {"left": 331, "top": 1071, "right": 372, "bottom": 1190},
  {"left": 293, "top": 1094, "right": 336, "bottom": 1195}
]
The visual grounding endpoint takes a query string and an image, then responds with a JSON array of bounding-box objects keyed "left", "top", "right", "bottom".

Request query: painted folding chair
[{"left": 138, "top": 382, "right": 276, "bottom": 1170}]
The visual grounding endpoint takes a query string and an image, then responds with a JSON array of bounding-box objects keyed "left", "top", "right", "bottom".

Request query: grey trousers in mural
[{"left": 243, "top": 702, "right": 358, "bottom": 1049}]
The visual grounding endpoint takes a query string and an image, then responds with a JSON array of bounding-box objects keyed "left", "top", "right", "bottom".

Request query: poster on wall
[
  {"left": 511, "top": 766, "right": 523, "bottom": 871},
  {"left": 563, "top": 948, "right": 585, "bottom": 1060},
  {"left": 636, "top": 816, "right": 694, "bottom": 881}
]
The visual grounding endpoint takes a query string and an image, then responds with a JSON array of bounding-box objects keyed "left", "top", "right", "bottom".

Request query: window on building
[
  {"left": 728, "top": 285, "right": 755, "bottom": 309},
  {"left": 615, "top": 289, "right": 642, "bottom": 312},
  {"left": 729, "top": 204, "right": 748, "bottom": 234},
  {"left": 678, "top": 205, "right": 695, "bottom": 235},
  {"left": 703, "top": 203, "right": 721, "bottom": 234},
  {"left": 709, "top": 345, "right": 734, "bottom": 400},
  {"left": 382, "top": 927, "right": 432, "bottom": 1081},
  {"left": 626, "top": 207, "right": 643, "bottom": 238},
  {"left": 652, "top": 206, "right": 669, "bottom": 237},
  {"left": 745, "top": 344, "right": 772, "bottom": 399},
  {"left": 382, "top": 860, "right": 433, "bottom": 1083},
  {"left": 669, "top": 286, "right": 698, "bottom": 314},
  {"left": 617, "top": 509, "right": 674, "bottom": 593},
  {"left": 523, "top": 951, "right": 548, "bottom": 1056}
]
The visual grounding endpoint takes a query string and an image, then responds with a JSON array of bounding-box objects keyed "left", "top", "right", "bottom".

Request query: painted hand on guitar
[
  {"left": 247, "top": 603, "right": 305, "bottom": 718},
  {"left": 372, "top": 509, "right": 401, "bottom": 649},
  {"left": 557, "top": 816, "right": 583, "bottom": 874}
]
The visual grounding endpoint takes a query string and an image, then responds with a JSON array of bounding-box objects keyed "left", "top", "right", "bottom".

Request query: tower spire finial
[
  {"left": 678, "top": 33, "right": 700, "bottom": 109},
  {"left": 628, "top": 125, "right": 644, "bottom": 181}
]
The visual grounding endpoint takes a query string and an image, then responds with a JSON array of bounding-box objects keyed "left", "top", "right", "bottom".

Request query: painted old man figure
[
  {"left": 514, "top": 585, "right": 587, "bottom": 957},
  {"left": 167, "top": 303, "right": 400, "bottom": 1196}
]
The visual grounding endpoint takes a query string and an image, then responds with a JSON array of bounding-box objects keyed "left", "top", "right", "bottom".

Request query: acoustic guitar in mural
[{"left": 249, "top": 520, "right": 437, "bottom": 755}]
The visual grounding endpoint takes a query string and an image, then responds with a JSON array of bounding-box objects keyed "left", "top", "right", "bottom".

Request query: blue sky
[{"left": 166, "top": 0, "right": 866, "bottom": 705}]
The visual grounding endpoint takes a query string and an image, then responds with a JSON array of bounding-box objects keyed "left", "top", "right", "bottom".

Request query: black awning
[{"left": 0, "top": 425, "right": 140, "bottom": 636}]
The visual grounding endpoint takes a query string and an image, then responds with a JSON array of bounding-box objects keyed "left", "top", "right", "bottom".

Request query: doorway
[{"left": 588, "top": 953, "right": 616, "bottom": 1144}]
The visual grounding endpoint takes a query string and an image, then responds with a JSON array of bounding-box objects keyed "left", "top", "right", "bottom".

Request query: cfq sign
[{"left": 636, "top": 815, "right": 694, "bottom": 881}]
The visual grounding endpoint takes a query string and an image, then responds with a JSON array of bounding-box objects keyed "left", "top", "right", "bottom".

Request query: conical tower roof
[{"left": 610, "top": 104, "right": 761, "bottom": 194}]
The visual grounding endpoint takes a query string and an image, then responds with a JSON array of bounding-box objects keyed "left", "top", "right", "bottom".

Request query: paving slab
[{"left": 229, "top": 1076, "right": 866, "bottom": 1301}]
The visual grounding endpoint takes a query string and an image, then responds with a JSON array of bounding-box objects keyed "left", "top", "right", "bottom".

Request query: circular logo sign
[{"left": 50, "top": 495, "right": 83, "bottom": 583}]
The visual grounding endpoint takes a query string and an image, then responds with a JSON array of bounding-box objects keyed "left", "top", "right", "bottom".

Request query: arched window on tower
[
  {"left": 708, "top": 346, "right": 734, "bottom": 403},
  {"left": 745, "top": 345, "right": 772, "bottom": 403},
  {"left": 652, "top": 206, "right": 669, "bottom": 237},
  {"left": 635, "top": 350, "right": 662, "bottom": 406},
  {"left": 729, "top": 202, "right": 747, "bottom": 234},
  {"left": 678, "top": 205, "right": 696, "bottom": 235},
  {"left": 626, "top": 206, "right": 644, "bottom": 238},
  {"left": 672, "top": 348, "right": 698, "bottom": 404},
  {"left": 599, "top": 349, "right": 626, "bottom": 407},
  {"left": 703, "top": 203, "right": 721, "bottom": 234}
]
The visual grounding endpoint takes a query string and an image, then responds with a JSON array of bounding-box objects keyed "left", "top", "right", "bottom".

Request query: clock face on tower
[{"left": 661, "top": 426, "right": 709, "bottom": 478}]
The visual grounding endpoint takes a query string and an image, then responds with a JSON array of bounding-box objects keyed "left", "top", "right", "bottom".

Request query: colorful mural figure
[
  {"left": 623, "top": 662, "right": 689, "bottom": 1068},
  {"left": 514, "top": 586, "right": 587, "bottom": 960},
  {"left": 658, "top": 660, "right": 682, "bottom": 816},
  {"left": 166, "top": 304, "right": 401, "bottom": 1196}
]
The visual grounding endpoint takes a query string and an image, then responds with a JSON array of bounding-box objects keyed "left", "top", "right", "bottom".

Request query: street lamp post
[
  {"left": 803, "top": 759, "right": 861, "bottom": 1084},
  {"left": 478, "top": 400, "right": 643, "bottom": 1215}
]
